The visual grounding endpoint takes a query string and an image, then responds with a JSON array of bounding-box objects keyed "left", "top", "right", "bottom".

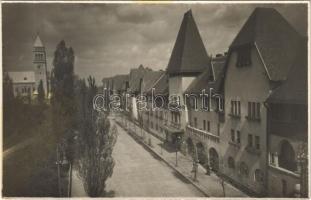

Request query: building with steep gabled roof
[
  {"left": 167, "top": 10, "right": 211, "bottom": 76},
  {"left": 266, "top": 40, "right": 308, "bottom": 197},
  {"left": 230, "top": 7, "right": 302, "bottom": 81},
  {"left": 217, "top": 7, "right": 305, "bottom": 196}
]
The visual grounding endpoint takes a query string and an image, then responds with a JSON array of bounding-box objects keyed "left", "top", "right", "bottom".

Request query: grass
[{"left": 3, "top": 105, "right": 62, "bottom": 197}]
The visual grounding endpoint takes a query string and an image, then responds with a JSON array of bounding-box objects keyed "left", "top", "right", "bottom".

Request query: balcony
[
  {"left": 186, "top": 125, "right": 220, "bottom": 143},
  {"left": 245, "top": 145, "right": 261, "bottom": 156},
  {"left": 228, "top": 113, "right": 241, "bottom": 119},
  {"left": 245, "top": 116, "right": 261, "bottom": 122},
  {"left": 228, "top": 141, "right": 241, "bottom": 149},
  {"left": 170, "top": 121, "right": 181, "bottom": 129}
]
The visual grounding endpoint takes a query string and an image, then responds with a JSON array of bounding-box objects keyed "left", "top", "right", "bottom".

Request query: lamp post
[
  {"left": 192, "top": 146, "right": 199, "bottom": 181},
  {"left": 297, "top": 143, "right": 308, "bottom": 197},
  {"left": 175, "top": 135, "right": 181, "bottom": 167},
  {"left": 55, "top": 144, "right": 69, "bottom": 197}
]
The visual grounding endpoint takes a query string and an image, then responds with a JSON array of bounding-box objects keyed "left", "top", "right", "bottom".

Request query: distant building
[
  {"left": 6, "top": 35, "right": 49, "bottom": 100},
  {"left": 184, "top": 54, "right": 226, "bottom": 171},
  {"left": 7, "top": 71, "right": 36, "bottom": 97}
]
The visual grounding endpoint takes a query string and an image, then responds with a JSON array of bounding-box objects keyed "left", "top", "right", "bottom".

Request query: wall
[{"left": 221, "top": 47, "right": 272, "bottom": 194}]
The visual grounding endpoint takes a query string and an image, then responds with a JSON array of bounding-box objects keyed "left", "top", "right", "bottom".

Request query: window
[
  {"left": 237, "top": 131, "right": 241, "bottom": 144},
  {"left": 207, "top": 121, "right": 210, "bottom": 132},
  {"left": 150, "top": 122, "right": 153, "bottom": 129},
  {"left": 230, "top": 100, "right": 241, "bottom": 117},
  {"left": 231, "top": 129, "right": 235, "bottom": 142},
  {"left": 239, "top": 162, "right": 249, "bottom": 177},
  {"left": 254, "top": 169, "right": 264, "bottom": 182},
  {"left": 228, "top": 157, "right": 235, "bottom": 169},
  {"left": 247, "top": 102, "right": 261, "bottom": 120},
  {"left": 216, "top": 97, "right": 224, "bottom": 112},
  {"left": 15, "top": 88, "right": 19, "bottom": 93},
  {"left": 236, "top": 45, "right": 252, "bottom": 67},
  {"left": 255, "top": 136, "right": 260, "bottom": 150},
  {"left": 248, "top": 134, "right": 253, "bottom": 147},
  {"left": 194, "top": 117, "right": 197, "bottom": 128},
  {"left": 156, "top": 124, "right": 158, "bottom": 131},
  {"left": 203, "top": 120, "right": 206, "bottom": 130}
]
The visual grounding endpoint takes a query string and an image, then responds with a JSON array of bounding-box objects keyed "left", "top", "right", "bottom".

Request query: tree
[
  {"left": 37, "top": 80, "right": 45, "bottom": 104},
  {"left": 77, "top": 77, "right": 118, "bottom": 197},
  {"left": 51, "top": 40, "right": 76, "bottom": 164}
]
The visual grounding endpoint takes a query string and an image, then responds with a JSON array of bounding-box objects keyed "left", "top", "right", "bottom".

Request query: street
[{"left": 103, "top": 119, "right": 204, "bottom": 197}]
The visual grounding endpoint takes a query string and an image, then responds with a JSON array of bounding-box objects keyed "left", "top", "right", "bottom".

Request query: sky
[{"left": 3, "top": 3, "right": 308, "bottom": 83}]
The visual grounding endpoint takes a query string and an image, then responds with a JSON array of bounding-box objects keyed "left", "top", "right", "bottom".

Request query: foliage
[
  {"left": 51, "top": 40, "right": 76, "bottom": 163},
  {"left": 76, "top": 76, "right": 118, "bottom": 197},
  {"left": 37, "top": 80, "right": 45, "bottom": 104}
]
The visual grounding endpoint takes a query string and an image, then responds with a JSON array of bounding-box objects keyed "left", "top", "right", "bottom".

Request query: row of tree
[{"left": 50, "top": 41, "right": 118, "bottom": 197}]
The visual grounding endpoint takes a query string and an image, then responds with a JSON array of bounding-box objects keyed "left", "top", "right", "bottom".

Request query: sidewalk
[
  {"left": 71, "top": 168, "right": 88, "bottom": 197},
  {"left": 114, "top": 115, "right": 248, "bottom": 197}
]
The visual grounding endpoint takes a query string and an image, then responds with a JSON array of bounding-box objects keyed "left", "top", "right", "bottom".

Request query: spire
[
  {"left": 167, "top": 9, "right": 210, "bottom": 75},
  {"left": 34, "top": 34, "right": 44, "bottom": 47}
]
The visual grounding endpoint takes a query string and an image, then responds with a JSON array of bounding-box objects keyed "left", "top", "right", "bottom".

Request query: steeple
[
  {"left": 167, "top": 9, "right": 211, "bottom": 76},
  {"left": 34, "top": 35, "right": 44, "bottom": 47}
]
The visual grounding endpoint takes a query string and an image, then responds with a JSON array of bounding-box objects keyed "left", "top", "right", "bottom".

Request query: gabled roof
[
  {"left": 146, "top": 73, "right": 169, "bottom": 96},
  {"left": 112, "top": 74, "right": 129, "bottom": 91},
  {"left": 34, "top": 35, "right": 44, "bottom": 47},
  {"left": 141, "top": 70, "right": 165, "bottom": 94},
  {"left": 7, "top": 71, "right": 35, "bottom": 83},
  {"left": 230, "top": 7, "right": 303, "bottom": 81},
  {"left": 185, "top": 55, "right": 227, "bottom": 94},
  {"left": 129, "top": 64, "right": 152, "bottom": 93},
  {"left": 167, "top": 10, "right": 211, "bottom": 75},
  {"left": 267, "top": 39, "right": 307, "bottom": 105}
]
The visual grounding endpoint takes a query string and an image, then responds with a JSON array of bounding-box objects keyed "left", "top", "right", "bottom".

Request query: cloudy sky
[{"left": 3, "top": 3, "right": 308, "bottom": 83}]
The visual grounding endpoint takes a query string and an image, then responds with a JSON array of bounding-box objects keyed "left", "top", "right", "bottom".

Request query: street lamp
[
  {"left": 175, "top": 135, "right": 181, "bottom": 167},
  {"left": 192, "top": 146, "right": 199, "bottom": 181},
  {"left": 55, "top": 144, "right": 69, "bottom": 197},
  {"left": 297, "top": 143, "right": 308, "bottom": 197}
]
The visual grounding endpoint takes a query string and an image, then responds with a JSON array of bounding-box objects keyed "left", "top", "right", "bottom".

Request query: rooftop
[
  {"left": 230, "top": 7, "right": 303, "bottom": 81},
  {"left": 167, "top": 10, "right": 211, "bottom": 76},
  {"left": 7, "top": 71, "right": 36, "bottom": 84}
]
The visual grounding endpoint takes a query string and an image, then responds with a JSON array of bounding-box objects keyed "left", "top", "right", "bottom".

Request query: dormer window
[{"left": 236, "top": 44, "right": 252, "bottom": 67}]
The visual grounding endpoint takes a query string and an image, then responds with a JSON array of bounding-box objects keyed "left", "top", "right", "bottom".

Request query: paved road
[
  {"left": 105, "top": 119, "right": 204, "bottom": 197},
  {"left": 71, "top": 169, "right": 88, "bottom": 197},
  {"left": 3, "top": 138, "right": 35, "bottom": 159}
]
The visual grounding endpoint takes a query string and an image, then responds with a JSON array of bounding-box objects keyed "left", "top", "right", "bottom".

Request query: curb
[{"left": 114, "top": 119, "right": 210, "bottom": 197}]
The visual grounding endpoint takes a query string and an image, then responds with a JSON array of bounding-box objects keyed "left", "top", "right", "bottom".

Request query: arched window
[
  {"left": 228, "top": 157, "right": 235, "bottom": 169},
  {"left": 254, "top": 169, "right": 264, "bottom": 182},
  {"left": 239, "top": 162, "right": 249, "bottom": 177},
  {"left": 279, "top": 140, "right": 297, "bottom": 171}
]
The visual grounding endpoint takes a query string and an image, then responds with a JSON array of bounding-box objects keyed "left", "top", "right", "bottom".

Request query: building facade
[{"left": 7, "top": 35, "right": 49, "bottom": 99}]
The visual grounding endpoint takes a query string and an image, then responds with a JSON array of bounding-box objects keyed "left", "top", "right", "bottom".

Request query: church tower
[{"left": 33, "top": 35, "right": 48, "bottom": 97}]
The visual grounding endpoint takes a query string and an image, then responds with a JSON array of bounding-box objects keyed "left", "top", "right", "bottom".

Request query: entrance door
[{"left": 209, "top": 148, "right": 219, "bottom": 172}]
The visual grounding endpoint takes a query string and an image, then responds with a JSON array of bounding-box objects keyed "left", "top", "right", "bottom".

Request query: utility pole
[
  {"left": 56, "top": 145, "right": 62, "bottom": 197},
  {"left": 67, "top": 162, "right": 72, "bottom": 197}
]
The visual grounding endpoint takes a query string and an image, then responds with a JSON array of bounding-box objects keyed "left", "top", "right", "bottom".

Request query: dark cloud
[{"left": 2, "top": 3, "right": 307, "bottom": 83}]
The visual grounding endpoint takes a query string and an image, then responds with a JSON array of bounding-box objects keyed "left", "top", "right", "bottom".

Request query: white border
[{"left": 0, "top": 1, "right": 310, "bottom": 199}]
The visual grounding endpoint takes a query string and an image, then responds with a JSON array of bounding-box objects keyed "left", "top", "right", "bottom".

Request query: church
[{"left": 6, "top": 35, "right": 50, "bottom": 100}]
